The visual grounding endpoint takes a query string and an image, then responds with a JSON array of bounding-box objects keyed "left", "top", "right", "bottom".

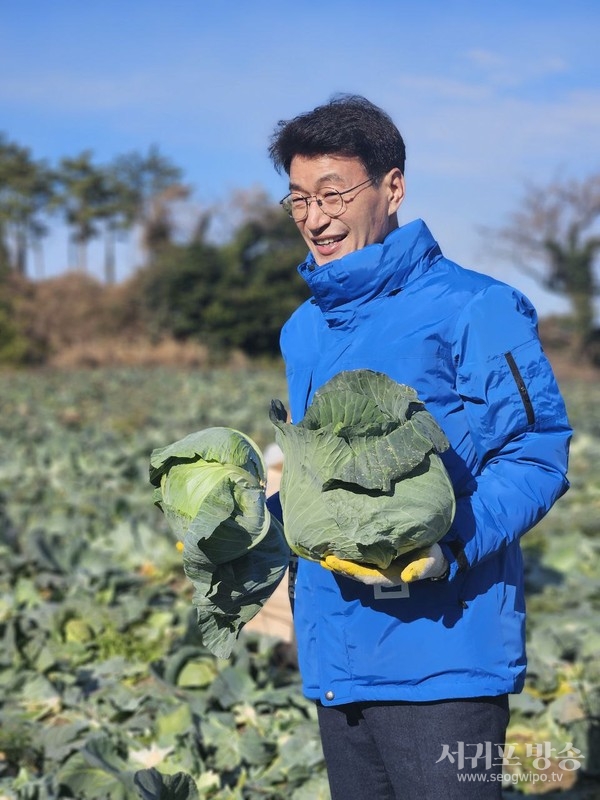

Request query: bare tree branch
[{"left": 488, "top": 172, "right": 600, "bottom": 354}]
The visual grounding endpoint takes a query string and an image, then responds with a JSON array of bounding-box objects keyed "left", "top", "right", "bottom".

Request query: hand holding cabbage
[
  {"left": 150, "top": 370, "right": 456, "bottom": 657},
  {"left": 269, "top": 370, "right": 456, "bottom": 583},
  {"left": 149, "top": 427, "right": 288, "bottom": 658}
]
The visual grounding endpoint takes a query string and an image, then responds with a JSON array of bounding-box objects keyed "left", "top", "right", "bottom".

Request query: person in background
[
  {"left": 266, "top": 94, "right": 571, "bottom": 799},
  {"left": 263, "top": 442, "right": 284, "bottom": 498}
]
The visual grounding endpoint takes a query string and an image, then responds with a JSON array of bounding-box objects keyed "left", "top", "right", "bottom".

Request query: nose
[{"left": 304, "top": 197, "right": 330, "bottom": 228}]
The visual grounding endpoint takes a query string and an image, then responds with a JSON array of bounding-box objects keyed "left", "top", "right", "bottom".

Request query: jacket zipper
[{"left": 504, "top": 352, "right": 535, "bottom": 425}]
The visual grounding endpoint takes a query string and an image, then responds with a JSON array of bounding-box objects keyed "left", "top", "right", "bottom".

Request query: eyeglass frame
[{"left": 280, "top": 177, "right": 375, "bottom": 221}]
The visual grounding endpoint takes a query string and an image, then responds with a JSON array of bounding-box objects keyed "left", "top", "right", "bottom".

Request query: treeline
[
  {"left": 0, "top": 134, "right": 197, "bottom": 281},
  {"left": 0, "top": 134, "right": 311, "bottom": 366},
  {"left": 5, "top": 132, "right": 598, "bottom": 369}
]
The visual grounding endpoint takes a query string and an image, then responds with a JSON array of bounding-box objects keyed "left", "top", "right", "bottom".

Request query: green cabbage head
[
  {"left": 269, "top": 369, "right": 455, "bottom": 568},
  {"left": 150, "top": 427, "right": 288, "bottom": 658}
]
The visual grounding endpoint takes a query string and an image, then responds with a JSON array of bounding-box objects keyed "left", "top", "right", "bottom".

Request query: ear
[{"left": 385, "top": 168, "right": 405, "bottom": 215}]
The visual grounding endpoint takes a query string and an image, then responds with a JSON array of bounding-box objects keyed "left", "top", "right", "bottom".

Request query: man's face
[{"left": 288, "top": 154, "right": 404, "bottom": 266}]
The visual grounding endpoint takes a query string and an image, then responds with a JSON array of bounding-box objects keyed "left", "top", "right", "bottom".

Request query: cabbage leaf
[
  {"left": 269, "top": 370, "right": 456, "bottom": 568},
  {"left": 150, "top": 427, "right": 288, "bottom": 658}
]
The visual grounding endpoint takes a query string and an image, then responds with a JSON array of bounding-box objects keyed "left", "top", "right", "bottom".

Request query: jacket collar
[{"left": 298, "top": 219, "right": 442, "bottom": 329}]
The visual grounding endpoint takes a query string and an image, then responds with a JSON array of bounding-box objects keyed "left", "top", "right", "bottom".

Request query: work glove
[
  {"left": 396, "top": 543, "right": 449, "bottom": 582},
  {"left": 320, "top": 543, "right": 448, "bottom": 586}
]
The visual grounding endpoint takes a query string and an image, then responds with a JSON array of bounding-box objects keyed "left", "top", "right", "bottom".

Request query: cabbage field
[{"left": 0, "top": 366, "right": 598, "bottom": 799}]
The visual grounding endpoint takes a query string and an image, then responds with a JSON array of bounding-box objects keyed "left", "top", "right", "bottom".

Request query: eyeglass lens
[{"left": 286, "top": 190, "right": 345, "bottom": 221}]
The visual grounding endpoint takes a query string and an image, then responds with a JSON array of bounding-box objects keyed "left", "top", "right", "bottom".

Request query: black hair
[{"left": 268, "top": 93, "right": 406, "bottom": 180}]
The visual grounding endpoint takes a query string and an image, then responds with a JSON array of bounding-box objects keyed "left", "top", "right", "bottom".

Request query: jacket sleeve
[{"left": 441, "top": 283, "right": 572, "bottom": 575}]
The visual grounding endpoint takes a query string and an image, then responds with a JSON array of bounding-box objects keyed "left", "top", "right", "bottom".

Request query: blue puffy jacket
[{"left": 278, "top": 219, "right": 571, "bottom": 706}]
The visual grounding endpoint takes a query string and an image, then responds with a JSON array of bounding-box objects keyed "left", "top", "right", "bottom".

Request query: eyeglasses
[{"left": 280, "top": 177, "right": 374, "bottom": 222}]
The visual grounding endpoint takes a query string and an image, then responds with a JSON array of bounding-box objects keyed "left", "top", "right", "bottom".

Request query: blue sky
[{"left": 2, "top": 0, "right": 599, "bottom": 317}]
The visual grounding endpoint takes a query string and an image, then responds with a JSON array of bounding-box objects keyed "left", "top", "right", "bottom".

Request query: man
[{"left": 267, "top": 94, "right": 571, "bottom": 799}]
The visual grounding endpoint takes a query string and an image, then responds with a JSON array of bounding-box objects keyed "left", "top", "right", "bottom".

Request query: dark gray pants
[{"left": 316, "top": 696, "right": 510, "bottom": 800}]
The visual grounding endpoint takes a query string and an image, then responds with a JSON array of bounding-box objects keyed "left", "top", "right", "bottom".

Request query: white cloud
[
  {"left": 464, "top": 48, "right": 568, "bottom": 87},
  {"left": 379, "top": 73, "right": 600, "bottom": 186},
  {"left": 394, "top": 74, "right": 492, "bottom": 102},
  {"left": 0, "top": 70, "right": 163, "bottom": 112}
]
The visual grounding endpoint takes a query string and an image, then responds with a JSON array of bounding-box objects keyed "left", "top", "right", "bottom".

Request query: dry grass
[
  {"left": 547, "top": 351, "right": 600, "bottom": 384},
  {"left": 47, "top": 336, "right": 214, "bottom": 369},
  {"left": 6, "top": 272, "right": 253, "bottom": 369},
  {"left": 4, "top": 273, "right": 600, "bottom": 379},
  {"left": 10, "top": 272, "right": 140, "bottom": 352}
]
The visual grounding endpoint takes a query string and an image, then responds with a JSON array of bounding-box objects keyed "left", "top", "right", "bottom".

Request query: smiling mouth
[{"left": 313, "top": 234, "right": 346, "bottom": 247}]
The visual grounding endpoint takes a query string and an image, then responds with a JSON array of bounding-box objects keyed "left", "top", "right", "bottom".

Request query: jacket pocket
[{"left": 504, "top": 351, "right": 535, "bottom": 425}]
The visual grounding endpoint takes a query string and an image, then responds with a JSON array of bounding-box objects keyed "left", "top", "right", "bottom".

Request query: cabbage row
[
  {"left": 0, "top": 368, "right": 329, "bottom": 799},
  {"left": 0, "top": 368, "right": 598, "bottom": 798}
]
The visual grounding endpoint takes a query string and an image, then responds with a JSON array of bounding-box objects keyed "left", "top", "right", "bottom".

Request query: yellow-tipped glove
[
  {"left": 320, "top": 543, "right": 448, "bottom": 586},
  {"left": 321, "top": 554, "right": 406, "bottom": 587},
  {"left": 396, "top": 543, "right": 449, "bottom": 582}
]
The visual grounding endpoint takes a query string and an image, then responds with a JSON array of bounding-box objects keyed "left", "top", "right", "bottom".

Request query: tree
[
  {"left": 56, "top": 151, "right": 109, "bottom": 273},
  {"left": 0, "top": 134, "right": 54, "bottom": 277},
  {"left": 141, "top": 183, "right": 190, "bottom": 259},
  {"left": 111, "top": 145, "right": 187, "bottom": 264},
  {"left": 136, "top": 239, "right": 226, "bottom": 344},
  {"left": 494, "top": 174, "right": 600, "bottom": 354},
  {"left": 134, "top": 191, "right": 309, "bottom": 357},
  {"left": 96, "top": 167, "right": 136, "bottom": 284},
  {"left": 219, "top": 191, "right": 309, "bottom": 355}
]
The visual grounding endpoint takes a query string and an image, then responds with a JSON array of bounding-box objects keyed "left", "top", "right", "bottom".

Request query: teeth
[{"left": 317, "top": 238, "right": 339, "bottom": 246}]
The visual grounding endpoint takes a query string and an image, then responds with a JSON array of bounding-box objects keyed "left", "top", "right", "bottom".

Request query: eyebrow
[{"left": 288, "top": 172, "right": 347, "bottom": 192}]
